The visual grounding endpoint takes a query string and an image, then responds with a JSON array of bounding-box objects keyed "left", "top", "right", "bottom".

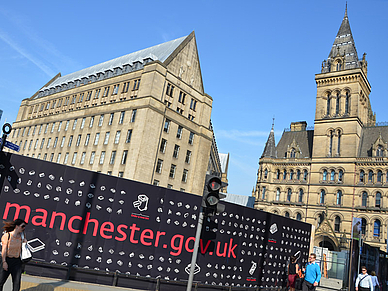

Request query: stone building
[
  {"left": 9, "top": 32, "right": 224, "bottom": 196},
  {"left": 254, "top": 8, "right": 387, "bottom": 251}
]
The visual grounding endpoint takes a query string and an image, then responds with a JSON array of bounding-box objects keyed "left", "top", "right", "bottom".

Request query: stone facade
[
  {"left": 254, "top": 9, "right": 387, "bottom": 251},
  {"left": 9, "top": 32, "right": 220, "bottom": 196}
]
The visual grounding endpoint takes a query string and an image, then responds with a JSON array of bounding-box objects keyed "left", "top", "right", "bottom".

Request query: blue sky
[{"left": 1, "top": 0, "right": 387, "bottom": 196}]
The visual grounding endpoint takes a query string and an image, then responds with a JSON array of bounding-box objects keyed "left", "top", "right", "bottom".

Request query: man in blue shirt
[{"left": 302, "top": 253, "right": 321, "bottom": 291}]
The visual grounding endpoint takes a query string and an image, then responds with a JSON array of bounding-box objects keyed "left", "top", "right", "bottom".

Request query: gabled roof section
[
  {"left": 34, "top": 34, "right": 189, "bottom": 99},
  {"left": 261, "top": 125, "right": 277, "bottom": 158},
  {"left": 276, "top": 130, "right": 314, "bottom": 159},
  {"left": 358, "top": 126, "right": 388, "bottom": 157}
]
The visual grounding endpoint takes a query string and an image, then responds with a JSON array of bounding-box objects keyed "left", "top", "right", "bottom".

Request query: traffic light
[{"left": 202, "top": 174, "right": 227, "bottom": 216}]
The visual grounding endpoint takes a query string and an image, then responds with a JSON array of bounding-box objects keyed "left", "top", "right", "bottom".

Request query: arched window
[
  {"left": 330, "top": 170, "right": 335, "bottom": 181},
  {"left": 290, "top": 148, "right": 296, "bottom": 158},
  {"left": 261, "top": 187, "right": 266, "bottom": 200},
  {"left": 360, "top": 170, "right": 365, "bottom": 183},
  {"left": 345, "top": 92, "right": 350, "bottom": 114},
  {"left": 285, "top": 212, "right": 290, "bottom": 218},
  {"left": 296, "top": 213, "right": 302, "bottom": 221},
  {"left": 337, "top": 131, "right": 341, "bottom": 155},
  {"left": 362, "top": 192, "right": 368, "bottom": 207},
  {"left": 264, "top": 169, "right": 268, "bottom": 179},
  {"left": 283, "top": 170, "right": 287, "bottom": 180},
  {"left": 361, "top": 218, "right": 367, "bottom": 235},
  {"left": 377, "top": 170, "right": 382, "bottom": 183},
  {"left": 327, "top": 93, "right": 331, "bottom": 115},
  {"left": 276, "top": 188, "right": 280, "bottom": 201},
  {"left": 287, "top": 189, "right": 292, "bottom": 202},
  {"left": 273, "top": 210, "right": 278, "bottom": 214},
  {"left": 320, "top": 190, "right": 326, "bottom": 204},
  {"left": 374, "top": 220, "right": 381, "bottom": 237},
  {"left": 276, "top": 169, "right": 280, "bottom": 180},
  {"left": 376, "top": 146, "right": 383, "bottom": 157},
  {"left": 336, "top": 61, "right": 342, "bottom": 71},
  {"left": 298, "top": 189, "right": 304, "bottom": 203},
  {"left": 338, "top": 170, "right": 343, "bottom": 182},
  {"left": 297, "top": 169, "right": 301, "bottom": 180},
  {"left": 375, "top": 192, "right": 381, "bottom": 208},
  {"left": 368, "top": 170, "right": 373, "bottom": 183},
  {"left": 290, "top": 170, "right": 294, "bottom": 180},
  {"left": 334, "top": 216, "right": 341, "bottom": 232},
  {"left": 336, "top": 190, "right": 342, "bottom": 205},
  {"left": 323, "top": 170, "right": 327, "bottom": 181},
  {"left": 329, "top": 131, "right": 333, "bottom": 156},
  {"left": 318, "top": 214, "right": 324, "bottom": 226},
  {"left": 336, "top": 92, "right": 340, "bottom": 115},
  {"left": 303, "top": 170, "right": 308, "bottom": 181}
]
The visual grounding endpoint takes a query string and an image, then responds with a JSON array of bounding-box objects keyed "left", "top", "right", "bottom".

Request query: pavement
[{"left": 5, "top": 274, "right": 139, "bottom": 291}]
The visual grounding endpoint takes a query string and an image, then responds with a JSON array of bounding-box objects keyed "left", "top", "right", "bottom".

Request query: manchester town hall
[{"left": 254, "top": 8, "right": 387, "bottom": 251}]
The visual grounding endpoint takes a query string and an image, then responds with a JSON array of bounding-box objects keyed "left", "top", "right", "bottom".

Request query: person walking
[
  {"left": 288, "top": 255, "right": 299, "bottom": 291},
  {"left": 370, "top": 271, "right": 379, "bottom": 291},
  {"left": 302, "top": 253, "right": 321, "bottom": 291},
  {"left": 0, "top": 219, "right": 28, "bottom": 291},
  {"left": 355, "top": 266, "right": 373, "bottom": 291}
]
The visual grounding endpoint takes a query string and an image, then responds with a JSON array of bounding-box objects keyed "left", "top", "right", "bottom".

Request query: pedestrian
[
  {"left": 288, "top": 255, "right": 299, "bottom": 291},
  {"left": 355, "top": 266, "right": 373, "bottom": 291},
  {"left": 370, "top": 271, "right": 379, "bottom": 291},
  {"left": 302, "top": 253, "right": 321, "bottom": 291},
  {"left": 0, "top": 219, "right": 28, "bottom": 291}
]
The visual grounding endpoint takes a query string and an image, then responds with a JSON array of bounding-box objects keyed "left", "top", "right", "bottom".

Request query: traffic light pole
[{"left": 186, "top": 208, "right": 204, "bottom": 291}]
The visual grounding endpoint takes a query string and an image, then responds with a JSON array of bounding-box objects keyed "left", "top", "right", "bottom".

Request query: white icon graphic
[
  {"left": 185, "top": 263, "right": 200, "bottom": 275},
  {"left": 270, "top": 223, "right": 278, "bottom": 234},
  {"left": 133, "top": 194, "right": 149, "bottom": 211}
]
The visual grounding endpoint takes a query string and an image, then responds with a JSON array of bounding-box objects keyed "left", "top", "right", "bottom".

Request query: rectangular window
[
  {"left": 34, "top": 139, "right": 39, "bottom": 149},
  {"left": 110, "top": 151, "right": 116, "bottom": 164},
  {"left": 28, "top": 140, "right": 33, "bottom": 150},
  {"left": 119, "top": 111, "right": 125, "bottom": 124},
  {"left": 78, "top": 93, "right": 84, "bottom": 103},
  {"left": 173, "top": 145, "right": 180, "bottom": 158},
  {"left": 108, "top": 113, "right": 114, "bottom": 125},
  {"left": 178, "top": 91, "right": 186, "bottom": 104},
  {"left": 32, "top": 125, "right": 37, "bottom": 136},
  {"left": 167, "top": 184, "right": 173, "bottom": 189},
  {"left": 72, "top": 152, "right": 77, "bottom": 165},
  {"left": 190, "top": 98, "right": 197, "bottom": 111},
  {"left": 122, "top": 82, "right": 130, "bottom": 93},
  {"left": 104, "top": 132, "right": 110, "bottom": 145},
  {"left": 68, "top": 135, "right": 73, "bottom": 147},
  {"left": 50, "top": 153, "right": 54, "bottom": 162},
  {"left": 153, "top": 180, "right": 159, "bottom": 186},
  {"left": 85, "top": 134, "right": 90, "bottom": 146},
  {"left": 57, "top": 99, "right": 62, "bottom": 107},
  {"left": 89, "top": 116, "right": 94, "bottom": 128},
  {"left": 37, "top": 153, "right": 41, "bottom": 159},
  {"left": 99, "top": 151, "right": 105, "bottom": 164},
  {"left": 185, "top": 150, "right": 192, "bottom": 164},
  {"left": 188, "top": 132, "right": 194, "bottom": 145},
  {"left": 58, "top": 121, "right": 62, "bottom": 132},
  {"left": 98, "top": 114, "right": 104, "bottom": 126},
  {"left": 46, "top": 138, "right": 51, "bottom": 148},
  {"left": 166, "top": 83, "right": 174, "bottom": 97},
  {"left": 133, "top": 79, "right": 140, "bottom": 90},
  {"left": 160, "top": 139, "right": 167, "bottom": 153},
  {"left": 177, "top": 126, "right": 183, "bottom": 139},
  {"left": 94, "top": 89, "right": 101, "bottom": 99},
  {"left": 94, "top": 133, "right": 100, "bottom": 145},
  {"left": 64, "top": 152, "right": 69, "bottom": 164},
  {"left": 107, "top": 171, "right": 112, "bottom": 175},
  {"left": 121, "top": 150, "right": 128, "bottom": 164},
  {"left": 156, "top": 159, "right": 163, "bottom": 173},
  {"left": 64, "top": 120, "right": 69, "bottom": 131},
  {"left": 22, "top": 127, "right": 26, "bottom": 137},
  {"left": 81, "top": 118, "right": 86, "bottom": 129},
  {"left": 71, "top": 95, "right": 76, "bottom": 104},
  {"left": 130, "top": 109, "right": 137, "bottom": 122},
  {"left": 40, "top": 138, "right": 45, "bottom": 149},
  {"left": 164, "top": 119, "right": 170, "bottom": 133},
  {"left": 38, "top": 125, "right": 43, "bottom": 135},
  {"left": 23, "top": 140, "right": 27, "bottom": 150},
  {"left": 118, "top": 172, "right": 124, "bottom": 178},
  {"left": 103, "top": 86, "right": 110, "bottom": 97},
  {"left": 182, "top": 169, "right": 188, "bottom": 182},
  {"left": 126, "top": 130, "right": 132, "bottom": 143},
  {"left": 44, "top": 124, "right": 49, "bottom": 134},
  {"left": 113, "top": 84, "right": 120, "bottom": 95},
  {"left": 169, "top": 164, "right": 176, "bottom": 178},
  {"left": 76, "top": 135, "right": 81, "bottom": 147},
  {"left": 72, "top": 119, "right": 77, "bottom": 130},
  {"left": 80, "top": 152, "right": 86, "bottom": 165},
  {"left": 51, "top": 123, "right": 55, "bottom": 133},
  {"left": 53, "top": 137, "right": 58, "bottom": 148},
  {"left": 90, "top": 151, "right": 96, "bottom": 164},
  {"left": 56, "top": 153, "right": 61, "bottom": 163},
  {"left": 114, "top": 131, "right": 121, "bottom": 144},
  {"left": 86, "top": 91, "right": 92, "bottom": 101}
]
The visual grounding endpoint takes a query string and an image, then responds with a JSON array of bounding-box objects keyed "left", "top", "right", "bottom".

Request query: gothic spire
[{"left": 261, "top": 120, "right": 277, "bottom": 158}]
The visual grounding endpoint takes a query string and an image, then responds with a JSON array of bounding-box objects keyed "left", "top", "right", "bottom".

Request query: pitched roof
[
  {"left": 261, "top": 126, "right": 277, "bottom": 158},
  {"left": 276, "top": 130, "right": 314, "bottom": 159},
  {"left": 358, "top": 126, "right": 388, "bottom": 157},
  {"left": 35, "top": 34, "right": 189, "bottom": 99}
]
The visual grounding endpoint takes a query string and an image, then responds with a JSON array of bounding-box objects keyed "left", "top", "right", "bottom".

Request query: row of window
[
  {"left": 31, "top": 79, "right": 141, "bottom": 114},
  {"left": 17, "top": 129, "right": 133, "bottom": 151},
  {"left": 163, "top": 119, "right": 195, "bottom": 145},
  {"left": 160, "top": 139, "right": 192, "bottom": 163},
  {"left": 359, "top": 169, "right": 388, "bottom": 184},
  {"left": 265, "top": 169, "right": 309, "bottom": 181},
  {"left": 321, "top": 169, "right": 344, "bottom": 182},
  {"left": 164, "top": 83, "right": 198, "bottom": 121},
  {"left": 325, "top": 91, "right": 350, "bottom": 116},
  {"left": 155, "top": 159, "right": 189, "bottom": 183},
  {"left": 13, "top": 110, "right": 137, "bottom": 139}
]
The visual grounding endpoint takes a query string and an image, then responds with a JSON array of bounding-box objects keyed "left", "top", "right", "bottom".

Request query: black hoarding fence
[{"left": 0, "top": 153, "right": 312, "bottom": 289}]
